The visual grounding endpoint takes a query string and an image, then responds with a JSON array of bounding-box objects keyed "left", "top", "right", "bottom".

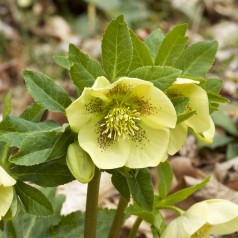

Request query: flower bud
[{"left": 66, "top": 142, "right": 95, "bottom": 183}]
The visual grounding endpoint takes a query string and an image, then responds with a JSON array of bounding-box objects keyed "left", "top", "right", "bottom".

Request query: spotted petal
[
  {"left": 130, "top": 83, "right": 177, "bottom": 129},
  {"left": 78, "top": 117, "right": 130, "bottom": 169},
  {"left": 125, "top": 126, "right": 169, "bottom": 168},
  {"left": 65, "top": 88, "right": 108, "bottom": 133}
]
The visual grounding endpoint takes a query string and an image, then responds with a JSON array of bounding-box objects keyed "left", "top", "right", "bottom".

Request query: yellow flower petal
[
  {"left": 92, "top": 76, "right": 110, "bottom": 89},
  {"left": 66, "top": 76, "right": 177, "bottom": 169},
  {"left": 0, "top": 166, "right": 16, "bottom": 186},
  {"left": 167, "top": 82, "right": 210, "bottom": 133},
  {"left": 161, "top": 199, "right": 238, "bottom": 238},
  {"left": 131, "top": 83, "right": 177, "bottom": 129},
  {"left": 0, "top": 186, "right": 14, "bottom": 220},
  {"left": 175, "top": 77, "right": 200, "bottom": 85},
  {"left": 125, "top": 127, "right": 169, "bottom": 168},
  {"left": 78, "top": 117, "right": 130, "bottom": 169},
  {"left": 168, "top": 124, "right": 188, "bottom": 155},
  {"left": 206, "top": 199, "right": 238, "bottom": 235},
  {"left": 65, "top": 90, "right": 106, "bottom": 133},
  {"left": 191, "top": 116, "right": 215, "bottom": 144}
]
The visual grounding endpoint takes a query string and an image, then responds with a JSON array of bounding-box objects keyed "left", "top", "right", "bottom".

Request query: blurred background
[{"left": 0, "top": 0, "right": 238, "bottom": 237}]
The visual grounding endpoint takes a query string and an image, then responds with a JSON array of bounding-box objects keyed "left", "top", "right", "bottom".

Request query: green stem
[
  {"left": 157, "top": 205, "right": 184, "bottom": 215},
  {"left": 108, "top": 195, "right": 129, "bottom": 238},
  {"left": 84, "top": 167, "right": 101, "bottom": 238},
  {"left": 0, "top": 145, "right": 10, "bottom": 168},
  {"left": 128, "top": 217, "right": 143, "bottom": 238}
]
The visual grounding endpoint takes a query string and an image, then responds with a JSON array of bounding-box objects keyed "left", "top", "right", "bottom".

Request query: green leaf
[
  {"left": 155, "top": 24, "right": 188, "bottom": 66},
  {"left": 68, "top": 44, "right": 106, "bottom": 91},
  {"left": 129, "top": 66, "right": 181, "bottom": 91},
  {"left": 129, "top": 30, "right": 153, "bottom": 71},
  {"left": 175, "top": 40, "right": 218, "bottom": 77},
  {"left": 207, "top": 91, "right": 229, "bottom": 104},
  {"left": 227, "top": 143, "right": 238, "bottom": 160},
  {"left": 20, "top": 102, "right": 45, "bottom": 122},
  {"left": 24, "top": 70, "right": 72, "bottom": 112},
  {"left": 170, "top": 97, "right": 189, "bottom": 115},
  {"left": 102, "top": 15, "right": 132, "bottom": 81},
  {"left": 10, "top": 127, "right": 73, "bottom": 166},
  {"left": 157, "top": 161, "right": 173, "bottom": 199},
  {"left": 127, "top": 168, "right": 154, "bottom": 211},
  {"left": 10, "top": 131, "right": 62, "bottom": 165},
  {"left": 0, "top": 188, "right": 65, "bottom": 238},
  {"left": 144, "top": 29, "right": 164, "bottom": 62},
  {"left": 3, "top": 92, "right": 12, "bottom": 119},
  {"left": 177, "top": 110, "right": 196, "bottom": 124},
  {"left": 10, "top": 158, "right": 73, "bottom": 187},
  {"left": 53, "top": 208, "right": 116, "bottom": 238},
  {"left": 0, "top": 116, "right": 59, "bottom": 147},
  {"left": 111, "top": 171, "right": 130, "bottom": 200},
  {"left": 202, "top": 78, "right": 223, "bottom": 94},
  {"left": 53, "top": 211, "right": 84, "bottom": 238},
  {"left": 47, "top": 127, "right": 74, "bottom": 160},
  {"left": 212, "top": 111, "right": 238, "bottom": 136},
  {"left": 53, "top": 55, "right": 71, "bottom": 70},
  {"left": 157, "top": 176, "right": 210, "bottom": 206},
  {"left": 15, "top": 181, "right": 54, "bottom": 216},
  {"left": 125, "top": 204, "right": 164, "bottom": 231}
]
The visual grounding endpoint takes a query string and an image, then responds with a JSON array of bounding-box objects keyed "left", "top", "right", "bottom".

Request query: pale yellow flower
[
  {"left": 0, "top": 166, "right": 16, "bottom": 220},
  {"left": 161, "top": 199, "right": 238, "bottom": 238},
  {"left": 167, "top": 78, "right": 215, "bottom": 155},
  {"left": 66, "top": 76, "right": 177, "bottom": 169}
]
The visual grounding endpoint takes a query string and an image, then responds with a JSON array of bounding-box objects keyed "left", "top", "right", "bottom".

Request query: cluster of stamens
[{"left": 100, "top": 106, "right": 141, "bottom": 141}]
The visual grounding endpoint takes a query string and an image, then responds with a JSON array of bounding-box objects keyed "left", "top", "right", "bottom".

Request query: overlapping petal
[
  {"left": 168, "top": 124, "right": 187, "bottom": 155},
  {"left": 167, "top": 79, "right": 210, "bottom": 133},
  {"left": 161, "top": 199, "right": 238, "bottom": 238},
  {"left": 78, "top": 117, "right": 130, "bottom": 169},
  {"left": 125, "top": 126, "right": 169, "bottom": 168},
  {"left": 166, "top": 78, "right": 214, "bottom": 154},
  {"left": 130, "top": 83, "right": 177, "bottom": 129}
]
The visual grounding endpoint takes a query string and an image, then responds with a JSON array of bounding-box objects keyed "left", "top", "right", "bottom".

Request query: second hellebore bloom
[
  {"left": 161, "top": 199, "right": 238, "bottom": 238},
  {"left": 66, "top": 76, "right": 177, "bottom": 169},
  {"left": 166, "top": 78, "right": 215, "bottom": 155},
  {"left": 0, "top": 166, "right": 16, "bottom": 220}
]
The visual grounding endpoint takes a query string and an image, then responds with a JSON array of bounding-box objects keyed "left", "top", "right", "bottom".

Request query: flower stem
[
  {"left": 84, "top": 167, "right": 101, "bottom": 238},
  {"left": 157, "top": 205, "right": 184, "bottom": 215},
  {"left": 108, "top": 195, "right": 129, "bottom": 238},
  {"left": 128, "top": 217, "right": 143, "bottom": 238}
]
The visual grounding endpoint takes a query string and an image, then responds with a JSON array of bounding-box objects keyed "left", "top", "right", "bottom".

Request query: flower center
[
  {"left": 101, "top": 106, "right": 141, "bottom": 141},
  {"left": 191, "top": 224, "right": 211, "bottom": 238}
]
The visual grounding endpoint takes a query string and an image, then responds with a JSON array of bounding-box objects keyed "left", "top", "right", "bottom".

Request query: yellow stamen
[{"left": 101, "top": 106, "right": 141, "bottom": 141}]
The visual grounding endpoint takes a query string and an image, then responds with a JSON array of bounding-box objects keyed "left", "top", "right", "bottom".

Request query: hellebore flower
[
  {"left": 66, "top": 142, "right": 95, "bottom": 183},
  {"left": 0, "top": 166, "right": 16, "bottom": 220},
  {"left": 166, "top": 78, "right": 215, "bottom": 155},
  {"left": 66, "top": 76, "right": 177, "bottom": 169},
  {"left": 161, "top": 199, "right": 238, "bottom": 238}
]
